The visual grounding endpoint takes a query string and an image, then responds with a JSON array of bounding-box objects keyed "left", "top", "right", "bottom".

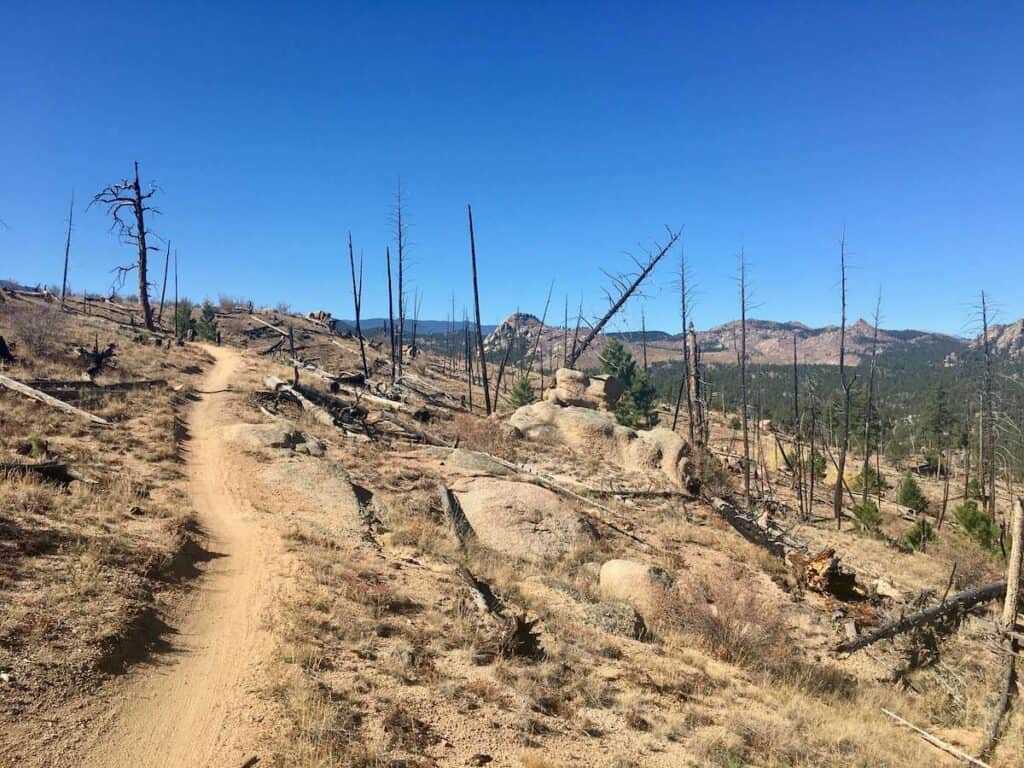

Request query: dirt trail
[{"left": 80, "top": 346, "right": 275, "bottom": 768}]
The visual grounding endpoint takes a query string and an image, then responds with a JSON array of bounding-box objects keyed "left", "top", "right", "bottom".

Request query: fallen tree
[{"left": 0, "top": 374, "right": 110, "bottom": 426}]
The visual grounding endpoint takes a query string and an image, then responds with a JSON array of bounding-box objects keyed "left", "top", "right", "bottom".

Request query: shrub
[
  {"left": 897, "top": 474, "right": 927, "bottom": 514},
  {"left": 850, "top": 500, "right": 882, "bottom": 536},
  {"left": 899, "top": 518, "right": 935, "bottom": 552},
  {"left": 954, "top": 500, "right": 999, "bottom": 551},
  {"left": 966, "top": 478, "right": 983, "bottom": 500},
  {"left": 728, "top": 415, "right": 742, "bottom": 430},
  {"left": 509, "top": 376, "right": 534, "bottom": 408},
  {"left": 807, "top": 448, "right": 827, "bottom": 480},
  {"left": 174, "top": 299, "right": 195, "bottom": 338}
]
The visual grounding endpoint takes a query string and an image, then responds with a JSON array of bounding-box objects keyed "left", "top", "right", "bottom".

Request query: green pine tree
[
  {"left": 195, "top": 299, "right": 219, "bottom": 341},
  {"left": 509, "top": 376, "right": 534, "bottom": 408},
  {"left": 598, "top": 338, "right": 658, "bottom": 428},
  {"left": 897, "top": 474, "right": 927, "bottom": 514}
]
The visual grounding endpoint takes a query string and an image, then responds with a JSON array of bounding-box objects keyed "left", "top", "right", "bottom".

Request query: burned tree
[
  {"left": 979, "top": 291, "right": 997, "bottom": 519},
  {"left": 91, "top": 162, "right": 161, "bottom": 331},
  {"left": 348, "top": 232, "right": 369, "bottom": 379},
  {"left": 832, "top": 232, "right": 856, "bottom": 530},
  {"left": 567, "top": 227, "right": 681, "bottom": 368},
  {"left": 467, "top": 204, "right": 492, "bottom": 415},
  {"left": 157, "top": 240, "right": 171, "bottom": 324},
  {"left": 394, "top": 180, "right": 407, "bottom": 376},
  {"left": 739, "top": 249, "right": 751, "bottom": 512},
  {"left": 60, "top": 191, "right": 74, "bottom": 305},
  {"left": 671, "top": 246, "right": 695, "bottom": 440},
  {"left": 386, "top": 246, "right": 397, "bottom": 382}
]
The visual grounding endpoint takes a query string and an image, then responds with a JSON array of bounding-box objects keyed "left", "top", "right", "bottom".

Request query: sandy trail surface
[{"left": 79, "top": 345, "right": 275, "bottom": 768}]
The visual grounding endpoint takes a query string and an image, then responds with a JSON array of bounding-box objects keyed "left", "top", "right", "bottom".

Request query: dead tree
[
  {"left": 525, "top": 281, "right": 554, "bottom": 378},
  {"left": 567, "top": 227, "right": 680, "bottom": 367},
  {"left": 833, "top": 232, "right": 856, "bottom": 529},
  {"left": 60, "top": 191, "right": 74, "bottom": 304},
  {"left": 394, "top": 180, "right": 407, "bottom": 376},
  {"left": 792, "top": 333, "right": 805, "bottom": 517},
  {"left": 173, "top": 250, "right": 179, "bottom": 338},
  {"left": 977, "top": 496, "right": 1023, "bottom": 761},
  {"left": 91, "top": 161, "right": 160, "bottom": 330},
  {"left": 463, "top": 315, "right": 474, "bottom": 412},
  {"left": 467, "top": 204, "right": 492, "bottom": 415},
  {"left": 640, "top": 306, "right": 648, "bottom": 372},
  {"left": 157, "top": 240, "right": 171, "bottom": 324},
  {"left": 562, "top": 295, "right": 569, "bottom": 367},
  {"left": 980, "top": 292, "right": 997, "bottom": 519},
  {"left": 671, "top": 246, "right": 695, "bottom": 442},
  {"left": 386, "top": 246, "right": 397, "bottom": 382},
  {"left": 347, "top": 232, "right": 369, "bottom": 379},
  {"left": 410, "top": 289, "right": 422, "bottom": 354},
  {"left": 861, "top": 290, "right": 881, "bottom": 507},
  {"left": 739, "top": 249, "right": 752, "bottom": 512}
]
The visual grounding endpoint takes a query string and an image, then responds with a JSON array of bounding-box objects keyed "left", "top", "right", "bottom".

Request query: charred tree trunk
[
  {"left": 981, "top": 292, "right": 997, "bottom": 519},
  {"left": 157, "top": 240, "right": 170, "bottom": 324},
  {"left": 395, "top": 180, "right": 406, "bottom": 377},
  {"left": 348, "top": 232, "right": 369, "bottom": 379},
  {"left": 833, "top": 232, "right": 855, "bottom": 529},
  {"left": 467, "top": 205, "right": 492, "bottom": 414},
  {"left": 739, "top": 250, "right": 751, "bottom": 512},
  {"left": 386, "top": 246, "right": 397, "bottom": 383},
  {"left": 61, "top": 191, "right": 74, "bottom": 305}
]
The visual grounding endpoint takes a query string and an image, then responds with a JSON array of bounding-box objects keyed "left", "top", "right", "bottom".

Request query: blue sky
[{"left": 1, "top": 1, "right": 1021, "bottom": 335}]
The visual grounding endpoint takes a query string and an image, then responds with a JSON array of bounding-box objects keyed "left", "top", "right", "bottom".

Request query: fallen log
[
  {"left": 263, "top": 376, "right": 336, "bottom": 427},
  {"left": 880, "top": 708, "right": 990, "bottom": 767},
  {"left": 250, "top": 315, "right": 290, "bottom": 336},
  {"left": 258, "top": 338, "right": 284, "bottom": 356},
  {"left": 709, "top": 496, "right": 806, "bottom": 558},
  {"left": 0, "top": 374, "right": 109, "bottom": 426},
  {"left": 0, "top": 460, "right": 92, "bottom": 485},
  {"left": 835, "top": 581, "right": 1008, "bottom": 654},
  {"left": 439, "top": 483, "right": 474, "bottom": 544}
]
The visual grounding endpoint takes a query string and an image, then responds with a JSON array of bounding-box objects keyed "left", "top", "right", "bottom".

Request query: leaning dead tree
[
  {"left": 467, "top": 204, "right": 492, "bottom": 415},
  {"left": 978, "top": 496, "right": 1023, "bottom": 761},
  {"left": 91, "top": 161, "right": 161, "bottom": 331},
  {"left": 60, "top": 191, "right": 74, "bottom": 305},
  {"left": 833, "top": 231, "right": 856, "bottom": 529},
  {"left": 157, "top": 240, "right": 171, "bottom": 324},
  {"left": 566, "top": 227, "right": 681, "bottom": 368},
  {"left": 347, "top": 232, "right": 369, "bottom": 379}
]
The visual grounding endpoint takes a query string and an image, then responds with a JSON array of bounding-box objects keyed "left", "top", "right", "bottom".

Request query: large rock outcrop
[
  {"left": 450, "top": 477, "right": 594, "bottom": 562},
  {"left": 508, "top": 401, "right": 699, "bottom": 492},
  {"left": 543, "top": 368, "right": 624, "bottom": 411}
]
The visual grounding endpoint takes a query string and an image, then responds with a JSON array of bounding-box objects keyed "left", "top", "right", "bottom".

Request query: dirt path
[{"left": 80, "top": 346, "right": 275, "bottom": 768}]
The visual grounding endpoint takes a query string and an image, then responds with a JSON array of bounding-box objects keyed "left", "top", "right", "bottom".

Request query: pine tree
[
  {"left": 509, "top": 376, "right": 534, "bottom": 408},
  {"left": 599, "top": 338, "right": 658, "bottom": 428}
]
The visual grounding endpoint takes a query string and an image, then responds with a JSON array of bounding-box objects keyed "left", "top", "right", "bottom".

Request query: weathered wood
[
  {"left": 834, "top": 582, "right": 1008, "bottom": 654},
  {"left": 709, "top": 496, "right": 805, "bottom": 558},
  {"left": 880, "top": 708, "right": 990, "bottom": 767},
  {"left": 263, "top": 376, "right": 335, "bottom": 427},
  {"left": 440, "top": 484, "right": 475, "bottom": 544},
  {"left": 250, "top": 314, "right": 290, "bottom": 336},
  {"left": 0, "top": 374, "right": 109, "bottom": 425}
]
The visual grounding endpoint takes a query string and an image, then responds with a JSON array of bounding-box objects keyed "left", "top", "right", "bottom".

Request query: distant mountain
[
  {"left": 339, "top": 318, "right": 499, "bottom": 336},
  {"left": 972, "top": 318, "right": 1024, "bottom": 360},
  {"left": 478, "top": 312, "right": 970, "bottom": 368}
]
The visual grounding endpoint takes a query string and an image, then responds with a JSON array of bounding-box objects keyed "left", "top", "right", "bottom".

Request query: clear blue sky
[{"left": 2, "top": 1, "right": 1021, "bottom": 335}]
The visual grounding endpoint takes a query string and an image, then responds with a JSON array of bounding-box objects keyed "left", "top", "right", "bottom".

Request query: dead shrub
[
  {"left": 3, "top": 303, "right": 69, "bottom": 361},
  {"left": 452, "top": 412, "right": 518, "bottom": 462}
]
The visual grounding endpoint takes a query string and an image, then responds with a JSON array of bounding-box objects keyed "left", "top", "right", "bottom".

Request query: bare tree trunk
[
  {"left": 833, "top": 232, "right": 855, "bottom": 529},
  {"left": 464, "top": 316, "right": 473, "bottom": 412},
  {"left": 395, "top": 180, "right": 406, "bottom": 377},
  {"left": 348, "top": 232, "right": 369, "bottom": 379},
  {"left": 640, "top": 306, "right": 648, "bottom": 373},
  {"left": 525, "top": 281, "right": 553, "bottom": 377},
  {"left": 739, "top": 249, "right": 751, "bottom": 512},
  {"left": 981, "top": 292, "right": 997, "bottom": 519},
  {"left": 861, "top": 291, "right": 881, "bottom": 506},
  {"left": 567, "top": 228, "right": 680, "bottom": 367},
  {"left": 157, "top": 240, "right": 170, "bottom": 324},
  {"left": 570, "top": 295, "right": 583, "bottom": 368},
  {"left": 563, "top": 295, "right": 569, "bottom": 367},
  {"left": 938, "top": 447, "right": 952, "bottom": 528},
  {"left": 131, "top": 163, "right": 155, "bottom": 330},
  {"left": 386, "top": 246, "right": 397, "bottom": 383},
  {"left": 467, "top": 204, "right": 492, "bottom": 415},
  {"left": 808, "top": 405, "right": 817, "bottom": 516},
  {"left": 977, "top": 497, "right": 1023, "bottom": 761},
  {"left": 288, "top": 324, "right": 298, "bottom": 386},
  {"left": 61, "top": 191, "right": 74, "bottom": 304},
  {"left": 688, "top": 324, "right": 703, "bottom": 460},
  {"left": 173, "top": 250, "right": 179, "bottom": 339},
  {"left": 792, "top": 333, "right": 804, "bottom": 517}
]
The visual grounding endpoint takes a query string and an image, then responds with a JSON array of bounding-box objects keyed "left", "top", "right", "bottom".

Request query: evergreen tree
[
  {"left": 509, "top": 376, "right": 534, "bottom": 408},
  {"left": 195, "top": 299, "right": 219, "bottom": 341},
  {"left": 599, "top": 338, "right": 658, "bottom": 428},
  {"left": 897, "top": 474, "right": 927, "bottom": 514}
]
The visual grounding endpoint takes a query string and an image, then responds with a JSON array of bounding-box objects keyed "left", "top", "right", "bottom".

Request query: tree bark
[
  {"left": 157, "top": 240, "right": 170, "bottom": 324},
  {"left": 348, "top": 232, "right": 369, "bottom": 379},
  {"left": 61, "top": 191, "right": 74, "bottom": 304}
]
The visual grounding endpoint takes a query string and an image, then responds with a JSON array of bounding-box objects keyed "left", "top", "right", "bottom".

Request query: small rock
[
  {"left": 469, "top": 755, "right": 493, "bottom": 766},
  {"left": 0, "top": 671, "right": 13, "bottom": 684}
]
